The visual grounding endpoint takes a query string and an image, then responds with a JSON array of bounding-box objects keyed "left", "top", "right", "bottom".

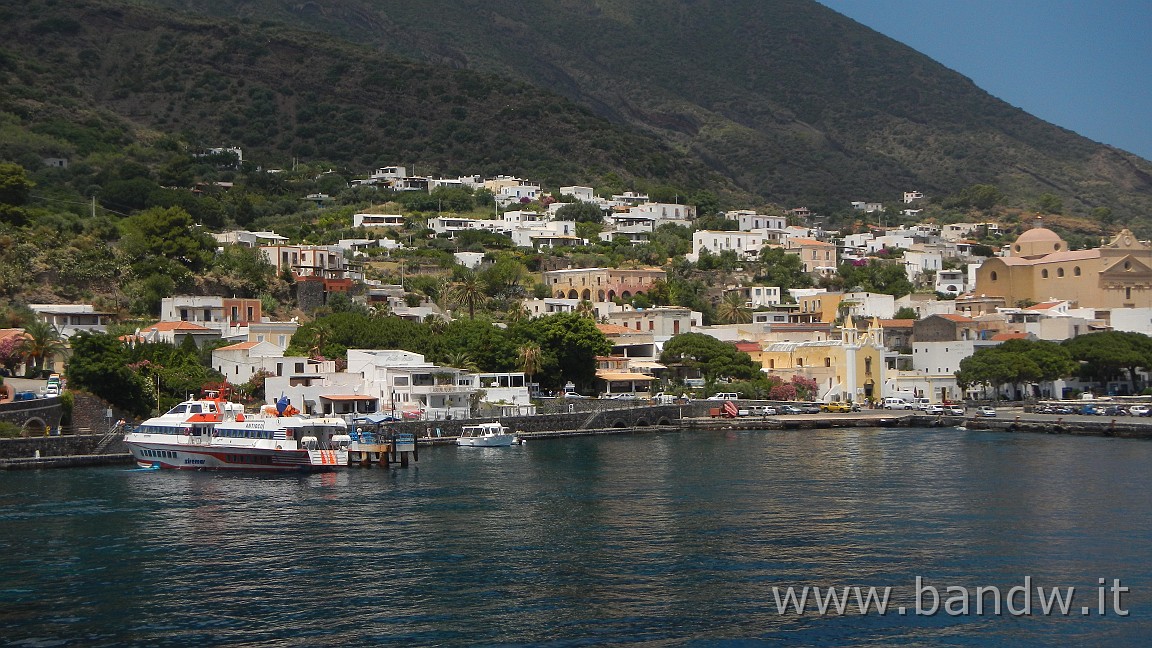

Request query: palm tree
[
  {"left": 716, "top": 291, "right": 753, "bottom": 325},
  {"left": 443, "top": 351, "right": 479, "bottom": 373},
  {"left": 517, "top": 343, "right": 543, "bottom": 396},
  {"left": 451, "top": 272, "right": 488, "bottom": 319},
  {"left": 19, "top": 319, "right": 67, "bottom": 376},
  {"left": 575, "top": 300, "right": 596, "bottom": 319}
]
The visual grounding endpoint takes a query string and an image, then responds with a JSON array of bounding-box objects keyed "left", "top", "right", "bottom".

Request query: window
[
  {"left": 1126, "top": 287, "right": 1132, "bottom": 300},
  {"left": 824, "top": 357, "right": 831, "bottom": 367},
  {"left": 294, "top": 362, "right": 304, "bottom": 373},
  {"left": 1057, "top": 268, "right": 1065, "bottom": 277},
  {"left": 1041, "top": 269, "right": 1049, "bottom": 278},
  {"left": 394, "top": 376, "right": 409, "bottom": 386},
  {"left": 990, "top": 271, "right": 998, "bottom": 281},
  {"left": 1074, "top": 266, "right": 1081, "bottom": 276}
]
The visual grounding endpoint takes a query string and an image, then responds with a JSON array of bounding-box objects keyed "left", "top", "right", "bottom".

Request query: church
[{"left": 974, "top": 223, "right": 1152, "bottom": 309}]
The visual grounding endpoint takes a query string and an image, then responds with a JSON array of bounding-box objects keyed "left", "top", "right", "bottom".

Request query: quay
[{"left": 6, "top": 404, "right": 1152, "bottom": 469}]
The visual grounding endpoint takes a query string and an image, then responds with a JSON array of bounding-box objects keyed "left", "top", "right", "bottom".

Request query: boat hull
[
  {"left": 456, "top": 435, "right": 519, "bottom": 447},
  {"left": 127, "top": 442, "right": 347, "bottom": 471}
]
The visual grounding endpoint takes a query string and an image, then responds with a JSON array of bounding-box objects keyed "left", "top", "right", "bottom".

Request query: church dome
[{"left": 1011, "top": 227, "right": 1065, "bottom": 257}]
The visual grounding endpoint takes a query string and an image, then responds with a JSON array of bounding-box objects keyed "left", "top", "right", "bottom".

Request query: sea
[{"left": 2, "top": 426, "right": 1150, "bottom": 646}]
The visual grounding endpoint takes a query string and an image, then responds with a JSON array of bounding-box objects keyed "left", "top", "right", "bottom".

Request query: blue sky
[{"left": 816, "top": 0, "right": 1152, "bottom": 161}]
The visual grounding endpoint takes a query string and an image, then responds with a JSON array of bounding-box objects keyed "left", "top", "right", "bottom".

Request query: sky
[{"left": 816, "top": 0, "right": 1152, "bottom": 161}]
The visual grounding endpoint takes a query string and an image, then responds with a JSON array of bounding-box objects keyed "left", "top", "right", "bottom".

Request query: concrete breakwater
[{"left": 8, "top": 404, "right": 1152, "bottom": 469}]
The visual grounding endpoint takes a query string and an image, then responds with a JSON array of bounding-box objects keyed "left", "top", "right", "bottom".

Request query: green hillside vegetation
[
  {"left": 0, "top": 0, "right": 734, "bottom": 198},
  {"left": 137, "top": 0, "right": 1152, "bottom": 225}
]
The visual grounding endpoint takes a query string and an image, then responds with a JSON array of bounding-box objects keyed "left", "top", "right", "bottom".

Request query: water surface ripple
[{"left": 2, "top": 427, "right": 1149, "bottom": 645}]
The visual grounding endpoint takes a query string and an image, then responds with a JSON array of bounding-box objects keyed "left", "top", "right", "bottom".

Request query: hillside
[
  {"left": 0, "top": 0, "right": 734, "bottom": 198},
  {"left": 131, "top": 0, "right": 1152, "bottom": 223}
]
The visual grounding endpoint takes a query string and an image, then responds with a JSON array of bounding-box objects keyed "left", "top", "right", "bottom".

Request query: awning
[
  {"left": 596, "top": 371, "right": 657, "bottom": 381},
  {"left": 628, "top": 361, "right": 667, "bottom": 370},
  {"left": 320, "top": 394, "right": 378, "bottom": 401}
]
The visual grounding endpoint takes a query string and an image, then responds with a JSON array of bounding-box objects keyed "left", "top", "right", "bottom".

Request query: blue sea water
[{"left": 1, "top": 427, "right": 1150, "bottom": 646}]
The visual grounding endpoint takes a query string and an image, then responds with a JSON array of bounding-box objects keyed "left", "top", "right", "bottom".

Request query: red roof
[
  {"left": 992, "top": 332, "right": 1029, "bottom": 341},
  {"left": 216, "top": 341, "right": 260, "bottom": 351},
  {"left": 936, "top": 314, "right": 975, "bottom": 323},
  {"left": 1025, "top": 301, "right": 1064, "bottom": 311},
  {"left": 878, "top": 319, "right": 916, "bottom": 327},
  {"left": 734, "top": 342, "right": 761, "bottom": 353},
  {"left": 597, "top": 323, "right": 632, "bottom": 335}
]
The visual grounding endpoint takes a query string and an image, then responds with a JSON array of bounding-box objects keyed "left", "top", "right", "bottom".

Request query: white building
[
  {"left": 510, "top": 221, "right": 580, "bottom": 249},
  {"left": 733, "top": 285, "right": 782, "bottom": 307},
  {"left": 28, "top": 304, "right": 114, "bottom": 338},
  {"left": 840, "top": 292, "right": 896, "bottom": 320},
  {"left": 213, "top": 230, "right": 288, "bottom": 248},
  {"left": 559, "top": 186, "right": 596, "bottom": 202},
  {"left": 625, "top": 202, "right": 695, "bottom": 224},
  {"left": 353, "top": 213, "right": 405, "bottom": 228},
  {"left": 935, "top": 269, "right": 967, "bottom": 296},
  {"left": 347, "top": 349, "right": 475, "bottom": 421},
  {"left": 689, "top": 230, "right": 772, "bottom": 262},
  {"left": 726, "top": 210, "right": 787, "bottom": 232}
]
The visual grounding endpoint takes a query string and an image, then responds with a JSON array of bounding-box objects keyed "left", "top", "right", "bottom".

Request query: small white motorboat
[{"left": 456, "top": 422, "right": 519, "bottom": 447}]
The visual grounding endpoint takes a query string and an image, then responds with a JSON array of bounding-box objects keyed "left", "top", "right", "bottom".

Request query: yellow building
[
  {"left": 975, "top": 225, "right": 1152, "bottom": 308},
  {"left": 757, "top": 318, "right": 886, "bottom": 404}
]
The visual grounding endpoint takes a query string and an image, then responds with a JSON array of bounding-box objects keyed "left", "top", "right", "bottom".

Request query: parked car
[
  {"left": 800, "top": 404, "right": 822, "bottom": 414},
  {"left": 946, "top": 405, "right": 966, "bottom": 416},
  {"left": 912, "top": 398, "right": 932, "bottom": 411},
  {"left": 779, "top": 405, "right": 803, "bottom": 415},
  {"left": 606, "top": 393, "right": 637, "bottom": 400},
  {"left": 747, "top": 405, "right": 777, "bottom": 416},
  {"left": 1129, "top": 404, "right": 1151, "bottom": 417},
  {"left": 820, "top": 402, "right": 852, "bottom": 413},
  {"left": 707, "top": 392, "right": 741, "bottom": 401},
  {"left": 977, "top": 406, "right": 997, "bottom": 417},
  {"left": 883, "top": 397, "right": 914, "bottom": 410},
  {"left": 925, "top": 404, "right": 945, "bottom": 415}
]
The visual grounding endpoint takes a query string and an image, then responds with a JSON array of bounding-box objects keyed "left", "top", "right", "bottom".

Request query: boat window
[
  {"left": 190, "top": 404, "right": 202, "bottom": 414},
  {"left": 168, "top": 404, "right": 188, "bottom": 415}
]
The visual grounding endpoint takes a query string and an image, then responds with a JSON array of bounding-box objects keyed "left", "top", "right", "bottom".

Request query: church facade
[{"left": 974, "top": 226, "right": 1152, "bottom": 309}]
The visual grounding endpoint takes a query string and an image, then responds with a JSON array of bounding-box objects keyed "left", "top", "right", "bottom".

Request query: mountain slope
[
  {"left": 137, "top": 0, "right": 1152, "bottom": 220},
  {"left": 0, "top": 0, "right": 733, "bottom": 196}
]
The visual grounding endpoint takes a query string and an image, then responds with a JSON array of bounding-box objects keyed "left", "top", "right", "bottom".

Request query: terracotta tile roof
[
  {"left": 936, "top": 314, "right": 975, "bottom": 323},
  {"left": 0, "top": 328, "right": 29, "bottom": 343},
  {"left": 1025, "top": 301, "right": 1064, "bottom": 311},
  {"left": 216, "top": 341, "right": 260, "bottom": 351},
  {"left": 991, "top": 332, "right": 1030, "bottom": 341},
  {"left": 597, "top": 323, "right": 632, "bottom": 335},
  {"left": 878, "top": 319, "right": 916, "bottom": 327},
  {"left": 787, "top": 238, "right": 835, "bottom": 247},
  {"left": 734, "top": 342, "right": 761, "bottom": 353}
]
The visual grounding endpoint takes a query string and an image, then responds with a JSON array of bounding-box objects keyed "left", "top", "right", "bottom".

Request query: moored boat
[
  {"left": 456, "top": 421, "right": 519, "bottom": 447},
  {"left": 124, "top": 393, "right": 349, "bottom": 471}
]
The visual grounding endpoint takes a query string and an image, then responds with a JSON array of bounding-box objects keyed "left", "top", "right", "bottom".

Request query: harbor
[{"left": 7, "top": 401, "right": 1152, "bottom": 470}]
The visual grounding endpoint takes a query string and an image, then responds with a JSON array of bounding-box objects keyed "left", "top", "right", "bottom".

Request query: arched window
[
  {"left": 1041, "top": 269, "right": 1049, "bottom": 279},
  {"left": 1057, "top": 267, "right": 1065, "bottom": 277},
  {"left": 824, "top": 357, "right": 831, "bottom": 367},
  {"left": 1074, "top": 266, "right": 1081, "bottom": 276},
  {"left": 990, "top": 271, "right": 998, "bottom": 281}
]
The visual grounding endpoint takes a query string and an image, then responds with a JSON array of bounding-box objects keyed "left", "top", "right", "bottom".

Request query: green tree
[
  {"left": 65, "top": 332, "right": 152, "bottom": 415},
  {"left": 510, "top": 313, "right": 610, "bottom": 392},
  {"left": 119, "top": 206, "right": 216, "bottom": 275},
  {"left": 1063, "top": 331, "right": 1152, "bottom": 392},
  {"left": 716, "top": 291, "right": 752, "bottom": 324},
  {"left": 555, "top": 201, "right": 605, "bottom": 223},
  {"left": 450, "top": 271, "right": 489, "bottom": 319},
  {"left": 660, "top": 333, "right": 761, "bottom": 383},
  {"left": 893, "top": 306, "right": 919, "bottom": 320},
  {"left": 19, "top": 319, "right": 67, "bottom": 376},
  {"left": 208, "top": 245, "right": 276, "bottom": 298},
  {"left": 517, "top": 343, "right": 543, "bottom": 394},
  {"left": 837, "top": 260, "right": 913, "bottom": 298},
  {"left": 0, "top": 162, "right": 33, "bottom": 206},
  {"left": 1037, "top": 193, "right": 1064, "bottom": 214},
  {"left": 757, "top": 248, "right": 813, "bottom": 297}
]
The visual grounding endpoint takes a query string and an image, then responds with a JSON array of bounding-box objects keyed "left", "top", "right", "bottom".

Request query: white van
[
  {"left": 883, "top": 397, "right": 914, "bottom": 410},
  {"left": 912, "top": 397, "right": 932, "bottom": 410},
  {"left": 708, "top": 392, "right": 740, "bottom": 401}
]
